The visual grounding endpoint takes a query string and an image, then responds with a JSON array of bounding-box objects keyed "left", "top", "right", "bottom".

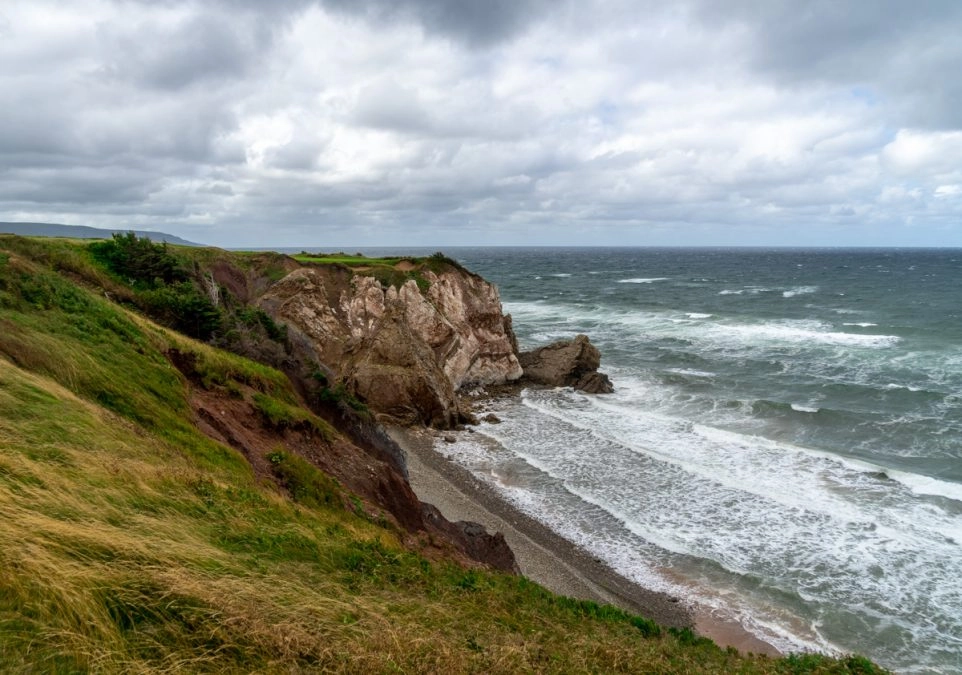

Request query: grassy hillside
[
  {"left": 0, "top": 236, "right": 884, "bottom": 673},
  {"left": 0, "top": 221, "right": 200, "bottom": 246}
]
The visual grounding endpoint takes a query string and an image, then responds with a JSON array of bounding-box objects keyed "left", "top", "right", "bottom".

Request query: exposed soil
[{"left": 168, "top": 348, "right": 517, "bottom": 572}]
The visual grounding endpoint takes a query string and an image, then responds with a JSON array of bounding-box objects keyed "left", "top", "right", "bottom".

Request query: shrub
[
  {"left": 89, "top": 232, "right": 185, "bottom": 287},
  {"left": 318, "top": 382, "right": 369, "bottom": 414},
  {"left": 236, "top": 307, "right": 288, "bottom": 344},
  {"left": 138, "top": 282, "right": 221, "bottom": 341}
]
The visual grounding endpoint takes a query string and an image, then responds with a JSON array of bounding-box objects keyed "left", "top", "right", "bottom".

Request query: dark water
[{"left": 295, "top": 247, "right": 962, "bottom": 673}]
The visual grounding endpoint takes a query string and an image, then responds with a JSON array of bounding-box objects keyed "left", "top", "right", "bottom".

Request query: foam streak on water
[{"left": 414, "top": 247, "right": 962, "bottom": 674}]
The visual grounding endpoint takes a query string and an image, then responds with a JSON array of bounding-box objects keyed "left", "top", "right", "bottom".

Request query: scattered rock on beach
[
  {"left": 420, "top": 503, "right": 519, "bottom": 573},
  {"left": 482, "top": 413, "right": 502, "bottom": 424},
  {"left": 574, "top": 371, "right": 615, "bottom": 394},
  {"left": 519, "top": 334, "right": 614, "bottom": 393}
]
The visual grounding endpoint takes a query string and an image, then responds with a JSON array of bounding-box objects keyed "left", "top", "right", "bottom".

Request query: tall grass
[{"left": 0, "top": 237, "right": 886, "bottom": 673}]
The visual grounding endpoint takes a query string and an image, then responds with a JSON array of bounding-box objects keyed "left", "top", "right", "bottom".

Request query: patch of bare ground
[{"left": 171, "top": 352, "right": 516, "bottom": 572}]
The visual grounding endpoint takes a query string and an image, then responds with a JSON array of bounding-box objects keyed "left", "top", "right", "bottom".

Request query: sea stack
[{"left": 518, "top": 334, "right": 614, "bottom": 393}]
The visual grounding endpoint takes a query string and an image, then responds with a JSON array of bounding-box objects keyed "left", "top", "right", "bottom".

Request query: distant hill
[{"left": 0, "top": 221, "right": 202, "bottom": 246}]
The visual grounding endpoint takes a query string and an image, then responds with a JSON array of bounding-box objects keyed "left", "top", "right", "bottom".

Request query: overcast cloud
[{"left": 1, "top": 0, "right": 960, "bottom": 247}]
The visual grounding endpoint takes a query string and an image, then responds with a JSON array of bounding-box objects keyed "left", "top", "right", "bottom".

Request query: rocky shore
[
  {"left": 238, "top": 251, "right": 779, "bottom": 655},
  {"left": 391, "top": 424, "right": 781, "bottom": 656}
]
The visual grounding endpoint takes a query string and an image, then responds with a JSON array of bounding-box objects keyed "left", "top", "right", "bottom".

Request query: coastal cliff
[
  {"left": 257, "top": 258, "right": 523, "bottom": 427},
  {"left": 0, "top": 234, "right": 881, "bottom": 672}
]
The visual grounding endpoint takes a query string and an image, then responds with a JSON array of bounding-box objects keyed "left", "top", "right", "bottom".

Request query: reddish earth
[{"left": 169, "top": 348, "right": 516, "bottom": 572}]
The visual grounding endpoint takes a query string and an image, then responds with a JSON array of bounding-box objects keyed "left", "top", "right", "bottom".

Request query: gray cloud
[
  {"left": 690, "top": 0, "right": 962, "bottom": 128},
  {"left": 321, "top": 0, "right": 554, "bottom": 47},
  {"left": 98, "top": 13, "right": 266, "bottom": 90},
  {"left": 0, "top": 0, "right": 960, "bottom": 247}
]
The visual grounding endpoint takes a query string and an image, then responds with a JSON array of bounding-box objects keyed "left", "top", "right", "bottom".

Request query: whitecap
[
  {"left": 686, "top": 313, "right": 713, "bottom": 319},
  {"left": 715, "top": 321, "right": 900, "bottom": 348},
  {"left": 667, "top": 368, "right": 716, "bottom": 378},
  {"left": 843, "top": 322, "right": 878, "bottom": 328},
  {"left": 886, "top": 469, "right": 962, "bottom": 503},
  {"left": 618, "top": 277, "right": 669, "bottom": 284},
  {"left": 790, "top": 404, "right": 820, "bottom": 413},
  {"left": 783, "top": 286, "right": 818, "bottom": 298},
  {"left": 718, "top": 289, "right": 744, "bottom": 295},
  {"left": 456, "top": 391, "right": 962, "bottom": 670},
  {"left": 882, "top": 384, "right": 923, "bottom": 392}
]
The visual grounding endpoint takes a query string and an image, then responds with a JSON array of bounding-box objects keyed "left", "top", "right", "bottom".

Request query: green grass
[
  {"left": 267, "top": 449, "right": 343, "bottom": 509},
  {"left": 292, "top": 253, "right": 406, "bottom": 267},
  {"left": 253, "top": 392, "right": 335, "bottom": 439},
  {"left": 292, "top": 253, "right": 439, "bottom": 291},
  {"left": 0, "top": 236, "right": 887, "bottom": 673}
]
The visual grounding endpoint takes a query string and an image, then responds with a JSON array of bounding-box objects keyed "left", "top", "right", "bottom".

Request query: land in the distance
[{"left": 0, "top": 221, "right": 200, "bottom": 246}]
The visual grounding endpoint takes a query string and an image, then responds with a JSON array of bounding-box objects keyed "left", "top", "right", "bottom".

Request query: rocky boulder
[
  {"left": 519, "top": 334, "right": 614, "bottom": 393},
  {"left": 421, "top": 504, "right": 519, "bottom": 573}
]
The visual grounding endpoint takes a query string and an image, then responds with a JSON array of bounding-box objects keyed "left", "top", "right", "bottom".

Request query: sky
[{"left": 2, "top": 0, "right": 961, "bottom": 248}]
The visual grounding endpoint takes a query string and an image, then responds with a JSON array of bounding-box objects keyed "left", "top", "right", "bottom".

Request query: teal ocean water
[{"left": 326, "top": 247, "right": 962, "bottom": 673}]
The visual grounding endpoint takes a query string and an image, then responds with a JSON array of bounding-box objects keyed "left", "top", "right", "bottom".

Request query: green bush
[
  {"left": 318, "top": 382, "right": 369, "bottom": 414},
  {"left": 85, "top": 233, "right": 222, "bottom": 340},
  {"left": 424, "top": 251, "right": 465, "bottom": 273},
  {"left": 236, "top": 307, "right": 287, "bottom": 343},
  {"left": 89, "top": 232, "right": 185, "bottom": 287},
  {"left": 138, "top": 282, "right": 221, "bottom": 341}
]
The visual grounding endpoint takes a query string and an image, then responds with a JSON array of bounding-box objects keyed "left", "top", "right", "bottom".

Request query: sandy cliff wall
[{"left": 257, "top": 263, "right": 522, "bottom": 427}]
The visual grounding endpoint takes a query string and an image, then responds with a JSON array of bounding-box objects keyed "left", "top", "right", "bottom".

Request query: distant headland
[{"left": 0, "top": 221, "right": 200, "bottom": 247}]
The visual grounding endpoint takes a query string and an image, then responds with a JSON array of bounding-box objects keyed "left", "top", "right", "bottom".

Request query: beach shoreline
[{"left": 389, "top": 425, "right": 781, "bottom": 657}]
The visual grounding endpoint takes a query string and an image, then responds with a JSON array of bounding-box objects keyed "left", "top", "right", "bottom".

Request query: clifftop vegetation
[{"left": 0, "top": 234, "right": 883, "bottom": 672}]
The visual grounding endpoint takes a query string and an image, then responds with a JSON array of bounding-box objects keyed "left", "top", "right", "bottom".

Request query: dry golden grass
[{"left": 0, "top": 236, "right": 886, "bottom": 673}]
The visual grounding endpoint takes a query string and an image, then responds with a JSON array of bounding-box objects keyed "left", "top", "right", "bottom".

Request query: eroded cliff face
[{"left": 258, "top": 263, "right": 522, "bottom": 427}]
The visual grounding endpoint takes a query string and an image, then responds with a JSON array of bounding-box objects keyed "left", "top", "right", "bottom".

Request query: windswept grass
[
  {"left": 253, "top": 392, "right": 335, "bottom": 439},
  {"left": 0, "top": 234, "right": 121, "bottom": 293},
  {"left": 135, "top": 314, "right": 293, "bottom": 400},
  {"left": 266, "top": 449, "right": 342, "bottom": 509},
  {"left": 0, "top": 236, "right": 886, "bottom": 673},
  {"left": 292, "top": 253, "right": 406, "bottom": 267}
]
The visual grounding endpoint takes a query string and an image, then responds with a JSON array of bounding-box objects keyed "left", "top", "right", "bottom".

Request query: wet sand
[{"left": 389, "top": 426, "right": 781, "bottom": 656}]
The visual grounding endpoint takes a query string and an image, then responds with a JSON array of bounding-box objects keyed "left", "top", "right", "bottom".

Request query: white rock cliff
[{"left": 258, "top": 263, "right": 522, "bottom": 426}]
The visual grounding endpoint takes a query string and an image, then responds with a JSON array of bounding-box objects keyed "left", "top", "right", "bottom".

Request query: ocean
[{"left": 308, "top": 247, "right": 962, "bottom": 673}]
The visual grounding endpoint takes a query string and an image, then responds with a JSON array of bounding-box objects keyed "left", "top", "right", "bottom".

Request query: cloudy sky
[{"left": 2, "top": 1, "right": 961, "bottom": 247}]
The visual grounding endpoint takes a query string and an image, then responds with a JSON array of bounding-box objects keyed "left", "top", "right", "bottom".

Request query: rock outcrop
[
  {"left": 258, "top": 262, "right": 523, "bottom": 427},
  {"left": 421, "top": 504, "right": 518, "bottom": 573},
  {"left": 519, "top": 334, "right": 614, "bottom": 393}
]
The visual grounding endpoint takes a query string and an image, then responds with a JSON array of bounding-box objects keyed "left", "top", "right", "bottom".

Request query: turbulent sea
[{"left": 352, "top": 247, "right": 962, "bottom": 673}]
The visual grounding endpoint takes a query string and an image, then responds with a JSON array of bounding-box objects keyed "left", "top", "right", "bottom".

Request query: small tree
[{"left": 90, "top": 232, "right": 185, "bottom": 287}]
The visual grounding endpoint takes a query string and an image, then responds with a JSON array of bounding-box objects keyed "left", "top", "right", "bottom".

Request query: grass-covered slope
[{"left": 0, "top": 238, "right": 883, "bottom": 673}]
